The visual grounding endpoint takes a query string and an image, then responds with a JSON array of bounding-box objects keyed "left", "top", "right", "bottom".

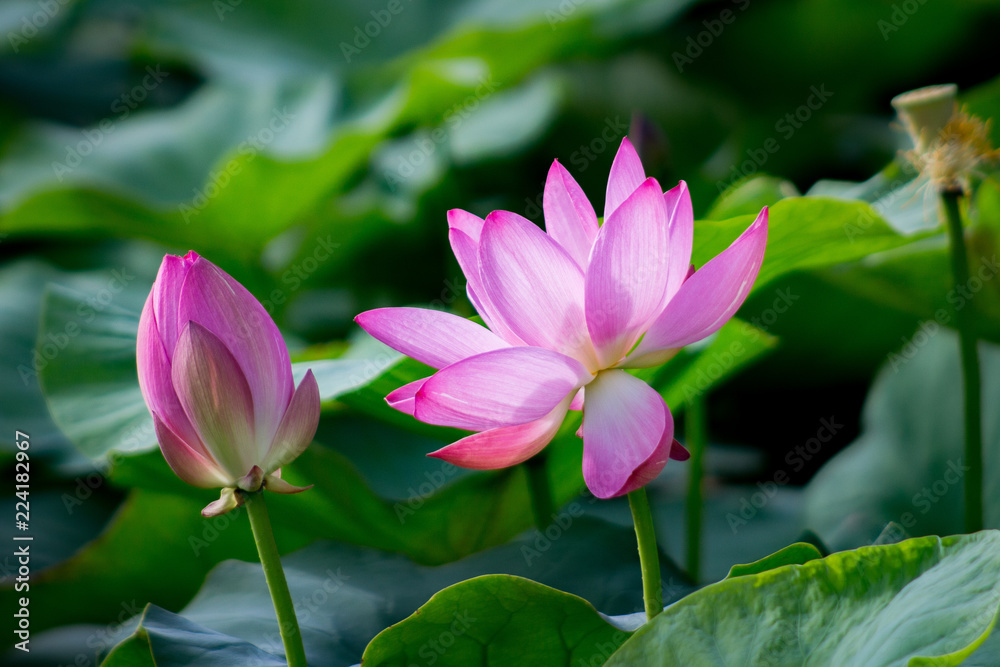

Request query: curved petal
[
  {"left": 447, "top": 208, "right": 485, "bottom": 242},
  {"left": 137, "top": 295, "right": 210, "bottom": 459},
  {"left": 177, "top": 255, "right": 293, "bottom": 446},
  {"left": 151, "top": 251, "right": 198, "bottom": 355},
  {"left": 202, "top": 488, "right": 244, "bottom": 517},
  {"left": 414, "top": 347, "right": 592, "bottom": 431},
  {"left": 605, "top": 137, "right": 646, "bottom": 221},
  {"left": 630, "top": 207, "right": 768, "bottom": 358},
  {"left": 386, "top": 377, "right": 428, "bottom": 416},
  {"left": 581, "top": 369, "right": 673, "bottom": 499},
  {"left": 669, "top": 438, "right": 691, "bottom": 461},
  {"left": 172, "top": 322, "right": 257, "bottom": 481},
  {"left": 616, "top": 401, "right": 674, "bottom": 495},
  {"left": 236, "top": 465, "right": 265, "bottom": 492},
  {"left": 355, "top": 308, "right": 508, "bottom": 370},
  {"left": 266, "top": 472, "right": 312, "bottom": 494},
  {"left": 262, "top": 370, "right": 320, "bottom": 472},
  {"left": 449, "top": 228, "right": 523, "bottom": 344},
  {"left": 663, "top": 181, "right": 694, "bottom": 302},
  {"left": 479, "top": 210, "right": 594, "bottom": 366},
  {"left": 543, "top": 160, "right": 599, "bottom": 268},
  {"left": 428, "top": 396, "right": 572, "bottom": 469},
  {"left": 153, "top": 412, "right": 230, "bottom": 489},
  {"left": 586, "top": 178, "right": 670, "bottom": 367}
]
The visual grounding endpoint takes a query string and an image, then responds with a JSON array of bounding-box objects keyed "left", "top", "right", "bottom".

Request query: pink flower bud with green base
[{"left": 136, "top": 251, "right": 320, "bottom": 517}]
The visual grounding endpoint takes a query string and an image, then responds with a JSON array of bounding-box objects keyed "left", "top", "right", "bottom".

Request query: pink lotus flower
[
  {"left": 137, "top": 251, "right": 320, "bottom": 515},
  {"left": 357, "top": 138, "right": 767, "bottom": 498}
]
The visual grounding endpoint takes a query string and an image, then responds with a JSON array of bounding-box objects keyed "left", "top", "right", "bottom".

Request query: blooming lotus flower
[
  {"left": 137, "top": 251, "right": 320, "bottom": 516},
  {"left": 356, "top": 138, "right": 767, "bottom": 498}
]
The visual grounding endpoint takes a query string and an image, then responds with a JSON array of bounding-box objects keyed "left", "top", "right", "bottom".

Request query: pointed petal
[
  {"left": 631, "top": 207, "right": 768, "bottom": 357},
  {"left": 669, "top": 438, "right": 691, "bottom": 461},
  {"left": 543, "top": 160, "right": 599, "bottom": 268},
  {"left": 153, "top": 413, "right": 230, "bottom": 489},
  {"left": 151, "top": 251, "right": 198, "bottom": 355},
  {"left": 479, "top": 210, "right": 594, "bottom": 365},
  {"left": 262, "top": 370, "right": 320, "bottom": 471},
  {"left": 448, "top": 208, "right": 485, "bottom": 242},
  {"left": 236, "top": 465, "right": 265, "bottom": 492},
  {"left": 202, "top": 487, "right": 244, "bottom": 517},
  {"left": 586, "top": 178, "right": 670, "bottom": 367},
  {"left": 137, "top": 292, "right": 205, "bottom": 456},
  {"left": 172, "top": 322, "right": 257, "bottom": 481},
  {"left": 266, "top": 473, "right": 312, "bottom": 494},
  {"left": 569, "top": 388, "right": 584, "bottom": 411},
  {"left": 605, "top": 137, "right": 646, "bottom": 220},
  {"left": 386, "top": 377, "right": 427, "bottom": 416},
  {"left": 355, "top": 308, "right": 508, "bottom": 370},
  {"left": 414, "top": 347, "right": 591, "bottom": 431},
  {"left": 663, "top": 181, "right": 694, "bottom": 302},
  {"left": 428, "top": 396, "right": 571, "bottom": 469},
  {"left": 449, "top": 228, "right": 523, "bottom": 345},
  {"left": 177, "top": 255, "right": 293, "bottom": 446},
  {"left": 581, "top": 370, "right": 673, "bottom": 499}
]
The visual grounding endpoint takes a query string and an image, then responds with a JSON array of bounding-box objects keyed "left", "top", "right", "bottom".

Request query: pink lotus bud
[{"left": 136, "top": 252, "right": 320, "bottom": 515}]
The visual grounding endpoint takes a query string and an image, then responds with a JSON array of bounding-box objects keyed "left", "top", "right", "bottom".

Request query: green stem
[
  {"left": 628, "top": 487, "right": 662, "bottom": 621},
  {"left": 941, "top": 188, "right": 984, "bottom": 533},
  {"left": 244, "top": 491, "right": 308, "bottom": 667},
  {"left": 685, "top": 397, "right": 707, "bottom": 583},
  {"left": 525, "top": 452, "right": 555, "bottom": 529}
]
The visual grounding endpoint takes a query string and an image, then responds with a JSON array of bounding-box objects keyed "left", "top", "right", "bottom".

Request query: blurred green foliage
[{"left": 4, "top": 0, "right": 1000, "bottom": 664}]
